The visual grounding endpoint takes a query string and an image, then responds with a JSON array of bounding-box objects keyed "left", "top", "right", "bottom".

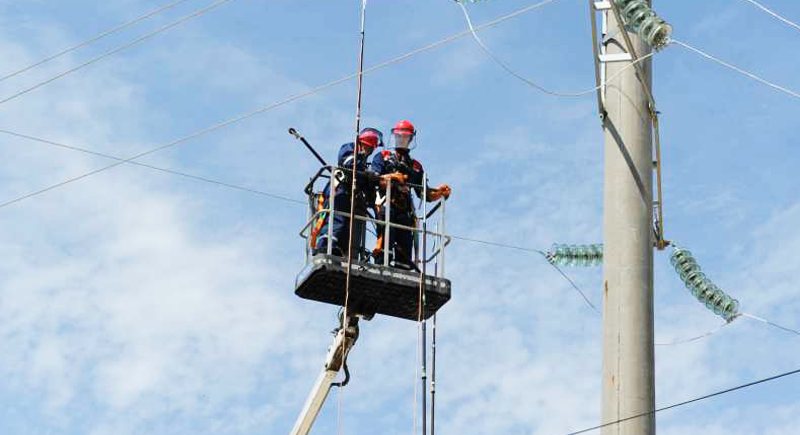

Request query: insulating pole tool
[{"left": 289, "top": 127, "right": 329, "bottom": 168}]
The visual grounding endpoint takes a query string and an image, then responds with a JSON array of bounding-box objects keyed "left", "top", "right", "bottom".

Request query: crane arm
[{"left": 289, "top": 316, "right": 358, "bottom": 435}]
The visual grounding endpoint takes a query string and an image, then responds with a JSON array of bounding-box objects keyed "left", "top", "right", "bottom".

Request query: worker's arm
[
  {"left": 379, "top": 172, "right": 407, "bottom": 188},
  {"left": 369, "top": 152, "right": 404, "bottom": 188},
  {"left": 427, "top": 183, "right": 451, "bottom": 201}
]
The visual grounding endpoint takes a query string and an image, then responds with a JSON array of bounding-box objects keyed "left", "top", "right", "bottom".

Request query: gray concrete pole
[{"left": 601, "top": 3, "right": 656, "bottom": 435}]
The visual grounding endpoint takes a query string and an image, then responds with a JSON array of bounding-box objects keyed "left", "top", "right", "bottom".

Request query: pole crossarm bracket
[
  {"left": 589, "top": 0, "right": 606, "bottom": 119},
  {"left": 607, "top": 0, "right": 657, "bottom": 114},
  {"left": 653, "top": 115, "right": 668, "bottom": 250},
  {"left": 591, "top": 0, "right": 669, "bottom": 249},
  {"left": 599, "top": 52, "right": 634, "bottom": 62},
  {"left": 593, "top": 0, "right": 612, "bottom": 10}
]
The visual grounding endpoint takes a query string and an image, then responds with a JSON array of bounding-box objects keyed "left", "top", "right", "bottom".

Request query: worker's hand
[
  {"left": 437, "top": 184, "right": 451, "bottom": 199},
  {"left": 381, "top": 172, "right": 407, "bottom": 184},
  {"left": 428, "top": 184, "right": 451, "bottom": 201}
]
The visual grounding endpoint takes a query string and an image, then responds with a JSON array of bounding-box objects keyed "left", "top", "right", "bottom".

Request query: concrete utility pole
[{"left": 601, "top": 2, "right": 656, "bottom": 434}]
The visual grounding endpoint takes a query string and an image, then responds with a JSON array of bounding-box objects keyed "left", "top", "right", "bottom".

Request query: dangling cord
[
  {"left": 418, "top": 176, "right": 430, "bottom": 435},
  {"left": 431, "top": 242, "right": 439, "bottom": 435},
  {"left": 339, "top": 0, "right": 367, "bottom": 429},
  {"left": 343, "top": 0, "right": 367, "bottom": 326}
]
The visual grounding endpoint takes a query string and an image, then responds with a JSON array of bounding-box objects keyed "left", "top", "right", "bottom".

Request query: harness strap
[
  {"left": 309, "top": 193, "right": 326, "bottom": 248},
  {"left": 373, "top": 203, "right": 384, "bottom": 253}
]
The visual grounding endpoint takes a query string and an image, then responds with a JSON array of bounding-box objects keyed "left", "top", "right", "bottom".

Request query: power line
[
  {"left": 671, "top": 39, "right": 800, "bottom": 101},
  {"left": 738, "top": 0, "right": 800, "bottom": 33},
  {"left": 0, "top": 0, "right": 565, "bottom": 210},
  {"left": 0, "top": 0, "right": 241, "bottom": 107},
  {"left": 448, "top": 235, "right": 599, "bottom": 311},
  {"left": 0, "top": 0, "right": 193, "bottom": 84},
  {"left": 560, "top": 366, "right": 800, "bottom": 435},
  {"left": 741, "top": 312, "right": 800, "bottom": 337},
  {"left": 654, "top": 322, "right": 732, "bottom": 346},
  {"left": 450, "top": 232, "right": 799, "bottom": 344},
  {"left": 0, "top": 129, "right": 304, "bottom": 204},
  {"left": 454, "top": 0, "right": 655, "bottom": 98}
]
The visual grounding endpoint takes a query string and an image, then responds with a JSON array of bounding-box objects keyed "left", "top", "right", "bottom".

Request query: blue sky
[{"left": 0, "top": 0, "right": 798, "bottom": 434}]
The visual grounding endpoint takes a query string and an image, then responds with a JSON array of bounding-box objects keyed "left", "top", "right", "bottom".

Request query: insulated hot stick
[{"left": 289, "top": 127, "right": 329, "bottom": 169}]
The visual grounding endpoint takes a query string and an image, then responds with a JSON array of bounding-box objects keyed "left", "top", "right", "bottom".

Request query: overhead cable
[
  {"left": 455, "top": 0, "right": 656, "bottom": 97},
  {"left": 559, "top": 366, "right": 800, "bottom": 435},
  {"left": 447, "top": 234, "right": 599, "bottom": 311},
  {"left": 654, "top": 321, "right": 732, "bottom": 346},
  {"left": 543, "top": 252, "right": 600, "bottom": 313},
  {"left": 0, "top": 0, "right": 193, "bottom": 84},
  {"left": 741, "top": 312, "right": 800, "bottom": 337},
  {"left": 738, "top": 0, "right": 800, "bottom": 33},
  {"left": 672, "top": 39, "right": 800, "bottom": 101},
  {"left": 0, "top": 0, "right": 566, "bottom": 209},
  {"left": 0, "top": 0, "right": 241, "bottom": 107},
  {"left": 0, "top": 129, "right": 304, "bottom": 204}
]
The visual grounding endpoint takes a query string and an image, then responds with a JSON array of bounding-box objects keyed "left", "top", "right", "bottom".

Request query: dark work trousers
[
  {"left": 375, "top": 207, "right": 416, "bottom": 268},
  {"left": 316, "top": 191, "right": 368, "bottom": 260}
]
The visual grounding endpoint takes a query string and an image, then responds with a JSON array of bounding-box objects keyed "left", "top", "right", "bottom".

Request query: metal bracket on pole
[
  {"left": 589, "top": 0, "right": 606, "bottom": 119},
  {"left": 599, "top": 53, "right": 633, "bottom": 62},
  {"left": 607, "top": 0, "right": 656, "bottom": 112},
  {"left": 593, "top": 0, "right": 611, "bottom": 10},
  {"left": 653, "top": 115, "right": 669, "bottom": 250},
  {"left": 598, "top": 0, "right": 669, "bottom": 250}
]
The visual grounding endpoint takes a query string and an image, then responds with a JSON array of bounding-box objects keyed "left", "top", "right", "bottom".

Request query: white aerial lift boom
[{"left": 289, "top": 314, "right": 359, "bottom": 435}]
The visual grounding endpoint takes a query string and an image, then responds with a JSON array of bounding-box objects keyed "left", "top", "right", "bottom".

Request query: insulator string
[
  {"left": 670, "top": 246, "right": 740, "bottom": 321},
  {"left": 613, "top": 0, "right": 673, "bottom": 50},
  {"left": 546, "top": 243, "right": 604, "bottom": 267}
]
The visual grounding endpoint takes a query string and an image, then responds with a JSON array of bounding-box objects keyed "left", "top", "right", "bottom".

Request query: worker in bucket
[
  {"left": 371, "top": 120, "right": 451, "bottom": 269},
  {"left": 313, "top": 128, "right": 383, "bottom": 260}
]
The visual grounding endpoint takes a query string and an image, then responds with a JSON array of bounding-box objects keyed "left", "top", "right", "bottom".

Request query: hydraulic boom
[{"left": 289, "top": 315, "right": 359, "bottom": 435}]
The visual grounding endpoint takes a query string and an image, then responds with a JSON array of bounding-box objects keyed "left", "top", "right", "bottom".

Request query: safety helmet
[
  {"left": 391, "top": 120, "right": 415, "bottom": 150},
  {"left": 359, "top": 127, "right": 384, "bottom": 148},
  {"left": 391, "top": 120, "right": 416, "bottom": 137},
  {"left": 357, "top": 128, "right": 381, "bottom": 149}
]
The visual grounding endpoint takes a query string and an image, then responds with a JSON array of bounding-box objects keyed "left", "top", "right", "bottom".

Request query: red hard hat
[
  {"left": 357, "top": 129, "right": 380, "bottom": 148},
  {"left": 392, "top": 120, "right": 416, "bottom": 136}
]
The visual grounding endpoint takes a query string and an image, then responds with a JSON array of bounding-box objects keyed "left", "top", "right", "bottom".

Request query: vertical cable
[
  {"left": 431, "top": 312, "right": 437, "bottom": 435},
  {"left": 342, "top": 0, "right": 367, "bottom": 344},
  {"left": 419, "top": 176, "right": 429, "bottom": 435},
  {"left": 431, "top": 234, "right": 439, "bottom": 435},
  {"left": 336, "top": 3, "right": 368, "bottom": 431}
]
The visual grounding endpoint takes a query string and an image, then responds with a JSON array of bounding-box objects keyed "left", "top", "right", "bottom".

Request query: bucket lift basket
[{"left": 295, "top": 166, "right": 452, "bottom": 321}]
